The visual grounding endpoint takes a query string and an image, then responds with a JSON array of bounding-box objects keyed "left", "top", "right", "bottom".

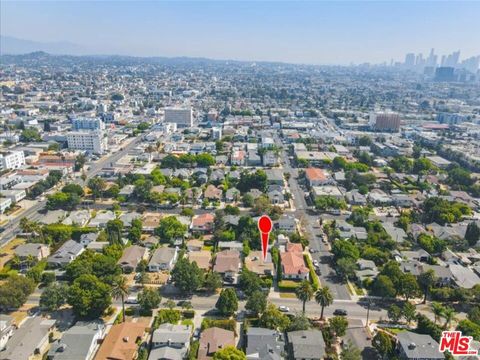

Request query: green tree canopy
[
  {"left": 154, "top": 216, "right": 187, "bottom": 244},
  {"left": 67, "top": 274, "right": 112, "bottom": 318},
  {"left": 216, "top": 288, "right": 238, "bottom": 317},
  {"left": 138, "top": 287, "right": 161, "bottom": 313},
  {"left": 212, "top": 347, "right": 246, "bottom": 360},
  {"left": 40, "top": 283, "right": 68, "bottom": 311},
  {"left": 245, "top": 291, "right": 267, "bottom": 317},
  {"left": 171, "top": 258, "right": 204, "bottom": 293}
]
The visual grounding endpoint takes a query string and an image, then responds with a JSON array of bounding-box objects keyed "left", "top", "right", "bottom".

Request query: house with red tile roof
[
  {"left": 190, "top": 213, "right": 215, "bottom": 233},
  {"left": 305, "top": 168, "right": 332, "bottom": 187},
  {"left": 280, "top": 246, "right": 309, "bottom": 281}
]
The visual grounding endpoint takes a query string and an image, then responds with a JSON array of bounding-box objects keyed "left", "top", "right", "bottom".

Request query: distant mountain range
[{"left": 0, "top": 36, "right": 89, "bottom": 55}]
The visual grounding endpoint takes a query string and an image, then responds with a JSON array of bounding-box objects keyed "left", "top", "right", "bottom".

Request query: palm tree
[
  {"left": 431, "top": 302, "right": 445, "bottom": 325},
  {"left": 315, "top": 286, "right": 333, "bottom": 320},
  {"left": 442, "top": 306, "right": 456, "bottom": 330},
  {"left": 295, "top": 280, "right": 314, "bottom": 314},
  {"left": 111, "top": 276, "right": 129, "bottom": 322}
]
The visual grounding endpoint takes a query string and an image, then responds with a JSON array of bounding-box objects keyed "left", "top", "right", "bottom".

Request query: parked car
[
  {"left": 278, "top": 306, "right": 290, "bottom": 313},
  {"left": 125, "top": 296, "right": 138, "bottom": 304}
]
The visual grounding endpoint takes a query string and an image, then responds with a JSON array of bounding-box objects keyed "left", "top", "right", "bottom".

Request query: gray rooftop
[
  {"left": 246, "top": 327, "right": 284, "bottom": 360},
  {"left": 287, "top": 330, "right": 326, "bottom": 360},
  {"left": 397, "top": 331, "right": 444, "bottom": 359},
  {"left": 47, "top": 321, "right": 105, "bottom": 360}
]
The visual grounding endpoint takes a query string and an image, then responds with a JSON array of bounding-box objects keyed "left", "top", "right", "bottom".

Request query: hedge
[{"left": 304, "top": 254, "right": 319, "bottom": 290}]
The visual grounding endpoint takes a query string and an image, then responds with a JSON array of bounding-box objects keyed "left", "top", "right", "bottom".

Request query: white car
[
  {"left": 313, "top": 260, "right": 320, "bottom": 267},
  {"left": 125, "top": 296, "right": 138, "bottom": 304},
  {"left": 278, "top": 306, "right": 290, "bottom": 313}
]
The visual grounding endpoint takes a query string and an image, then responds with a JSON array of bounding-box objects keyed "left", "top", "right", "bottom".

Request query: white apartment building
[
  {"left": 0, "top": 151, "right": 26, "bottom": 171},
  {"left": 71, "top": 117, "right": 105, "bottom": 131},
  {"left": 0, "top": 197, "right": 12, "bottom": 213},
  {"left": 164, "top": 107, "right": 193, "bottom": 127},
  {"left": 66, "top": 131, "right": 107, "bottom": 154}
]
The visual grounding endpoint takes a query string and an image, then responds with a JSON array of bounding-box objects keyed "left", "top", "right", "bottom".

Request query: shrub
[
  {"left": 153, "top": 309, "right": 181, "bottom": 329},
  {"left": 201, "top": 318, "right": 237, "bottom": 334},
  {"left": 183, "top": 309, "right": 195, "bottom": 319},
  {"left": 304, "top": 254, "right": 319, "bottom": 290}
]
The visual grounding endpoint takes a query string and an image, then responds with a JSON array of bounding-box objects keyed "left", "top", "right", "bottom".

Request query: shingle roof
[{"left": 397, "top": 331, "right": 444, "bottom": 359}]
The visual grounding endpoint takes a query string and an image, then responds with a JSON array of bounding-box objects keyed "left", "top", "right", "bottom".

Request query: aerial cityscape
[{"left": 0, "top": 1, "right": 480, "bottom": 360}]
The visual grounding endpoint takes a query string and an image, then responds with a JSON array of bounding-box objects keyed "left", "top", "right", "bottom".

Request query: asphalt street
[{"left": 276, "top": 135, "right": 351, "bottom": 300}]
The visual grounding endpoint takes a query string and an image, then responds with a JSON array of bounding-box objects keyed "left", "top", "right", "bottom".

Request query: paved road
[
  {"left": 0, "top": 137, "right": 141, "bottom": 246},
  {"left": 275, "top": 135, "right": 351, "bottom": 300}
]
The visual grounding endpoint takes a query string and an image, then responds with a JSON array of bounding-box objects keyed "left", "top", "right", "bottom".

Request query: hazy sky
[{"left": 1, "top": 1, "right": 479, "bottom": 64}]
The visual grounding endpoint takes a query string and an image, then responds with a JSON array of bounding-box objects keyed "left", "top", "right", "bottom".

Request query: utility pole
[{"left": 366, "top": 300, "right": 371, "bottom": 328}]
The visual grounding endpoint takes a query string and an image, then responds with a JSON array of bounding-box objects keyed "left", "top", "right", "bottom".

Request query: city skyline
[{"left": 1, "top": 1, "right": 480, "bottom": 65}]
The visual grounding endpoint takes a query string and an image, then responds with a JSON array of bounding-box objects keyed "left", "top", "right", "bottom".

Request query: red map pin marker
[{"left": 258, "top": 215, "right": 273, "bottom": 262}]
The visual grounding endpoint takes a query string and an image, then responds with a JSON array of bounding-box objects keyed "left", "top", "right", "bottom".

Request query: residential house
[
  {"left": 191, "top": 213, "right": 215, "bottom": 233},
  {"left": 355, "top": 259, "right": 379, "bottom": 283},
  {"left": 280, "top": 246, "right": 309, "bottom": 281},
  {"left": 79, "top": 233, "right": 98, "bottom": 247},
  {"left": 396, "top": 331, "right": 444, "bottom": 360},
  {"left": 47, "top": 240, "right": 84, "bottom": 268},
  {"left": 383, "top": 222, "right": 408, "bottom": 244},
  {"left": 118, "top": 185, "right": 135, "bottom": 198},
  {"left": 400, "top": 250, "right": 431, "bottom": 263},
  {"left": 245, "top": 251, "right": 275, "bottom": 276},
  {"left": 345, "top": 190, "right": 367, "bottom": 206},
  {"left": 186, "top": 239, "right": 203, "bottom": 252},
  {"left": 47, "top": 321, "right": 105, "bottom": 360},
  {"left": 198, "top": 327, "right": 235, "bottom": 360},
  {"left": 268, "top": 189, "right": 284, "bottom": 205},
  {"left": 149, "top": 324, "right": 192, "bottom": 360},
  {"left": 262, "top": 151, "right": 278, "bottom": 166},
  {"left": 245, "top": 327, "right": 285, "bottom": 360},
  {"left": 14, "top": 243, "right": 50, "bottom": 262},
  {"left": 204, "top": 185, "right": 222, "bottom": 202},
  {"left": 311, "top": 185, "right": 344, "bottom": 201},
  {"left": 247, "top": 151, "right": 261, "bottom": 166},
  {"left": 217, "top": 241, "right": 243, "bottom": 252},
  {"left": 368, "top": 189, "right": 392, "bottom": 205},
  {"left": 62, "top": 210, "right": 90, "bottom": 227},
  {"left": 86, "top": 242, "right": 108, "bottom": 253},
  {"left": 142, "top": 213, "right": 163, "bottom": 233},
  {"left": 449, "top": 264, "right": 480, "bottom": 289},
  {"left": 88, "top": 211, "right": 115, "bottom": 228},
  {"left": 148, "top": 247, "right": 178, "bottom": 272},
  {"left": 225, "top": 188, "right": 240, "bottom": 203},
  {"left": 265, "top": 169, "right": 284, "bottom": 186},
  {"left": 213, "top": 250, "right": 241, "bottom": 277},
  {"left": 276, "top": 215, "right": 296, "bottom": 233},
  {"left": 305, "top": 168, "right": 332, "bottom": 188},
  {"left": 119, "top": 212, "right": 141, "bottom": 227},
  {"left": 287, "top": 330, "right": 326, "bottom": 360},
  {"left": 94, "top": 322, "right": 146, "bottom": 360},
  {"left": 188, "top": 250, "right": 212, "bottom": 270},
  {"left": 1, "top": 317, "right": 55, "bottom": 360},
  {"left": 117, "top": 245, "right": 148, "bottom": 273},
  {"left": 231, "top": 150, "right": 246, "bottom": 166}
]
